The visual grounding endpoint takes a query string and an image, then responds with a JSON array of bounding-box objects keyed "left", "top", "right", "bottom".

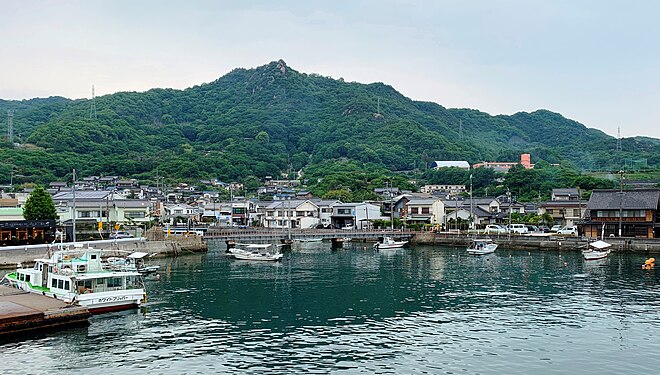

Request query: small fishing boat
[
  {"left": 105, "top": 251, "right": 160, "bottom": 275},
  {"left": 466, "top": 239, "right": 498, "bottom": 255},
  {"left": 373, "top": 237, "right": 408, "bottom": 250},
  {"left": 297, "top": 238, "right": 323, "bottom": 243},
  {"left": 1, "top": 246, "right": 146, "bottom": 314},
  {"left": 228, "top": 244, "right": 284, "bottom": 262},
  {"left": 583, "top": 240, "right": 612, "bottom": 260}
]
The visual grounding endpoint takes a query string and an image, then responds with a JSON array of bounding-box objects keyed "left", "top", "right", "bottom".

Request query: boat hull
[{"left": 583, "top": 250, "right": 611, "bottom": 260}]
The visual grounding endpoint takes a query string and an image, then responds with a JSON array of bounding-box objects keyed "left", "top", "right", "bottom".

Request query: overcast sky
[{"left": 2, "top": 0, "right": 659, "bottom": 138}]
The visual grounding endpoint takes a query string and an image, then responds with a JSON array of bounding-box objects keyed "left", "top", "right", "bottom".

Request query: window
[
  {"left": 125, "top": 211, "right": 146, "bottom": 219},
  {"left": 52, "top": 278, "right": 57, "bottom": 288},
  {"left": 573, "top": 209, "right": 581, "bottom": 217},
  {"left": 107, "top": 277, "right": 123, "bottom": 288},
  {"left": 57, "top": 279, "right": 64, "bottom": 289},
  {"left": 546, "top": 209, "right": 554, "bottom": 215},
  {"left": 64, "top": 281, "right": 70, "bottom": 291},
  {"left": 422, "top": 207, "right": 430, "bottom": 214}
]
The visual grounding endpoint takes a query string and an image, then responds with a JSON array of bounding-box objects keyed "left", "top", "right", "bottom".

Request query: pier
[
  {"left": 204, "top": 227, "right": 414, "bottom": 243},
  {"left": 0, "top": 286, "right": 90, "bottom": 337}
]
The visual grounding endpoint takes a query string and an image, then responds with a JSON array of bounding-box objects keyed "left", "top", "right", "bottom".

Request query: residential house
[
  {"left": 264, "top": 200, "right": 320, "bottom": 229},
  {"left": 538, "top": 189, "right": 587, "bottom": 226},
  {"left": 52, "top": 190, "right": 151, "bottom": 231},
  {"left": 163, "top": 203, "right": 199, "bottom": 224},
  {"left": 581, "top": 189, "right": 660, "bottom": 238},
  {"left": 330, "top": 202, "right": 381, "bottom": 229},
  {"left": 421, "top": 184, "right": 466, "bottom": 196},
  {"left": 403, "top": 198, "right": 445, "bottom": 227},
  {"left": 311, "top": 199, "right": 341, "bottom": 228}
]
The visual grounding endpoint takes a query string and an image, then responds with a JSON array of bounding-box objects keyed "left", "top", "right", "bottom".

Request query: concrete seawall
[
  {"left": 413, "top": 232, "right": 660, "bottom": 253},
  {"left": 0, "top": 236, "right": 207, "bottom": 269}
]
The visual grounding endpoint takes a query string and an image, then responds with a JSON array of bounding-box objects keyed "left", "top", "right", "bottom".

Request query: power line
[{"left": 7, "top": 110, "right": 14, "bottom": 144}]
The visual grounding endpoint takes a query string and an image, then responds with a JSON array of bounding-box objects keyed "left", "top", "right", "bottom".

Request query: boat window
[
  {"left": 91, "top": 254, "right": 97, "bottom": 260},
  {"left": 34, "top": 263, "right": 39, "bottom": 270},
  {"left": 52, "top": 278, "right": 57, "bottom": 288},
  {"left": 64, "top": 281, "right": 70, "bottom": 291},
  {"left": 19, "top": 273, "right": 24, "bottom": 281},
  {"left": 107, "top": 277, "right": 123, "bottom": 288},
  {"left": 26, "top": 274, "right": 30, "bottom": 283},
  {"left": 97, "top": 278, "right": 104, "bottom": 285},
  {"left": 57, "top": 279, "right": 64, "bottom": 289}
]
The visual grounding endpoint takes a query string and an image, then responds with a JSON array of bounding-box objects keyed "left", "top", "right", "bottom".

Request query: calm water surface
[{"left": 2, "top": 242, "right": 660, "bottom": 374}]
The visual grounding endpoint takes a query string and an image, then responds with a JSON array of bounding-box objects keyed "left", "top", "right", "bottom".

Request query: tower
[
  {"left": 7, "top": 110, "right": 14, "bottom": 144},
  {"left": 616, "top": 126, "right": 622, "bottom": 152},
  {"left": 90, "top": 85, "right": 97, "bottom": 120}
]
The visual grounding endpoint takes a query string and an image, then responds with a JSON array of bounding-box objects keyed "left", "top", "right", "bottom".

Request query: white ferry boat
[{"left": 1, "top": 247, "right": 146, "bottom": 314}]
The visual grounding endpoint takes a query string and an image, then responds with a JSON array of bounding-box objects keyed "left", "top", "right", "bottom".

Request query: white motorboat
[
  {"left": 583, "top": 240, "right": 612, "bottom": 260},
  {"left": 105, "top": 251, "right": 160, "bottom": 275},
  {"left": 373, "top": 237, "right": 408, "bottom": 250},
  {"left": 466, "top": 239, "right": 498, "bottom": 255},
  {"left": 1, "top": 246, "right": 146, "bottom": 314},
  {"left": 229, "top": 244, "right": 284, "bottom": 262}
]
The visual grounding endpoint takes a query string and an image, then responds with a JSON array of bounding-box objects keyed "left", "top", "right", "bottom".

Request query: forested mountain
[{"left": 1, "top": 60, "right": 658, "bottom": 195}]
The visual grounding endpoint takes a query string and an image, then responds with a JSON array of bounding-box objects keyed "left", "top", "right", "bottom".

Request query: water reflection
[{"left": 1, "top": 243, "right": 659, "bottom": 374}]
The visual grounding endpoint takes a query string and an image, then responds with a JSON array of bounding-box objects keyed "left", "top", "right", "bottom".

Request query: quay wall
[
  {"left": 0, "top": 236, "right": 207, "bottom": 269},
  {"left": 413, "top": 232, "right": 660, "bottom": 253}
]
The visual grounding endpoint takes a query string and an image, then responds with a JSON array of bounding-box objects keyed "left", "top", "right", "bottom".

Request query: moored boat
[
  {"left": 466, "top": 239, "right": 498, "bottom": 255},
  {"left": 105, "top": 251, "right": 160, "bottom": 275},
  {"left": 583, "top": 240, "right": 612, "bottom": 260},
  {"left": 228, "top": 244, "right": 284, "bottom": 262},
  {"left": 373, "top": 237, "right": 408, "bottom": 250},
  {"left": 1, "top": 246, "right": 146, "bottom": 314}
]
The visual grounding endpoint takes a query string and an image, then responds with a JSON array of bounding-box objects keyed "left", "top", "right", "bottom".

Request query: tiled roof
[{"left": 587, "top": 189, "right": 660, "bottom": 210}]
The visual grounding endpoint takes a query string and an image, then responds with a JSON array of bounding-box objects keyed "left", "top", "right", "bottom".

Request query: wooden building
[{"left": 581, "top": 189, "right": 660, "bottom": 238}]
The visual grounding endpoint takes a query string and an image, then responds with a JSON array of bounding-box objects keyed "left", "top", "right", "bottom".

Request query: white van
[{"left": 507, "top": 224, "right": 529, "bottom": 234}]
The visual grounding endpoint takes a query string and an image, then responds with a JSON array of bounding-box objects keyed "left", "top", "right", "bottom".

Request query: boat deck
[{"left": 0, "top": 286, "right": 90, "bottom": 337}]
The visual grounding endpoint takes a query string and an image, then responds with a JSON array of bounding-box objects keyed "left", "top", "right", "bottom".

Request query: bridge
[{"left": 204, "top": 228, "right": 415, "bottom": 244}]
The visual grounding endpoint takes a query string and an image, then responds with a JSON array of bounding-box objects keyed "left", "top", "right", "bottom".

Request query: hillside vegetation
[{"left": 1, "top": 60, "right": 656, "bottom": 199}]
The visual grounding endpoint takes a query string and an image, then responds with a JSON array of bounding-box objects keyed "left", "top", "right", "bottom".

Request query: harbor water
[{"left": 1, "top": 241, "right": 659, "bottom": 374}]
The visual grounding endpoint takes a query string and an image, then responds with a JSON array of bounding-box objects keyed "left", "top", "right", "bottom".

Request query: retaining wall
[{"left": 0, "top": 236, "right": 207, "bottom": 269}]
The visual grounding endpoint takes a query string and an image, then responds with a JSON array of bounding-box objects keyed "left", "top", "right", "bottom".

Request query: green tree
[{"left": 23, "top": 185, "right": 58, "bottom": 220}]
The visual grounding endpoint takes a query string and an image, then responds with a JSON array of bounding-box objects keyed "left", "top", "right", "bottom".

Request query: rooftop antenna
[
  {"left": 616, "top": 126, "right": 621, "bottom": 153},
  {"left": 90, "top": 85, "right": 97, "bottom": 120},
  {"left": 7, "top": 110, "right": 14, "bottom": 144}
]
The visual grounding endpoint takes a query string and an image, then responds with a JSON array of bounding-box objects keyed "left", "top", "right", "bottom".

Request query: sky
[{"left": 2, "top": 0, "right": 659, "bottom": 138}]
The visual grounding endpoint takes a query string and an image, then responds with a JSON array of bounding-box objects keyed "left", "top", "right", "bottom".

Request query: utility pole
[
  {"left": 72, "top": 169, "right": 77, "bottom": 242},
  {"left": 618, "top": 170, "right": 624, "bottom": 237},
  {"left": 507, "top": 188, "right": 512, "bottom": 240}
]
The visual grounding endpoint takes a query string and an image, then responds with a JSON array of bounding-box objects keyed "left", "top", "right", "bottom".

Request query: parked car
[
  {"left": 538, "top": 225, "right": 551, "bottom": 233},
  {"left": 557, "top": 226, "right": 578, "bottom": 236},
  {"left": 550, "top": 225, "right": 562, "bottom": 232},
  {"left": 109, "top": 231, "right": 133, "bottom": 239},
  {"left": 507, "top": 224, "right": 529, "bottom": 234},
  {"left": 526, "top": 225, "right": 539, "bottom": 233},
  {"left": 341, "top": 224, "right": 354, "bottom": 230},
  {"left": 485, "top": 224, "right": 507, "bottom": 234}
]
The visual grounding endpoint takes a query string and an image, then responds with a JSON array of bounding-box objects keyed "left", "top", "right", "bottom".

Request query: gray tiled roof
[{"left": 587, "top": 189, "right": 660, "bottom": 210}]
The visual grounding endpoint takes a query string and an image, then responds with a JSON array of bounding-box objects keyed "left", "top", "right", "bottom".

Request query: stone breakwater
[
  {"left": 0, "top": 236, "right": 207, "bottom": 269},
  {"left": 412, "top": 232, "right": 660, "bottom": 253}
]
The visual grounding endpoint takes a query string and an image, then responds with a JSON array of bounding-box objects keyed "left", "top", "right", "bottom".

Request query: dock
[{"left": 0, "top": 286, "right": 90, "bottom": 337}]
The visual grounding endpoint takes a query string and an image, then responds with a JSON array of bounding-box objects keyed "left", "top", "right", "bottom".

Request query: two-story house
[
  {"left": 582, "top": 189, "right": 660, "bottom": 238},
  {"left": 264, "top": 200, "right": 320, "bottom": 229},
  {"left": 537, "top": 188, "right": 587, "bottom": 226},
  {"left": 330, "top": 202, "right": 381, "bottom": 229},
  {"left": 403, "top": 198, "right": 445, "bottom": 226}
]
